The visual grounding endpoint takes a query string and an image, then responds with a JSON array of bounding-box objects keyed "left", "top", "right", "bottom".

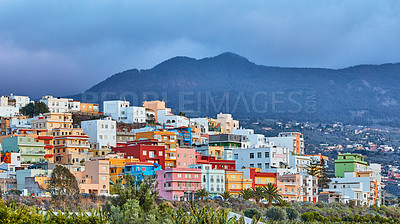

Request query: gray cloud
[{"left": 0, "top": 0, "right": 400, "bottom": 98}]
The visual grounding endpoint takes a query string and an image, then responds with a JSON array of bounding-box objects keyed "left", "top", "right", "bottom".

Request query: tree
[
  {"left": 49, "top": 165, "right": 79, "bottom": 197},
  {"left": 49, "top": 165, "right": 80, "bottom": 210},
  {"left": 196, "top": 189, "right": 209, "bottom": 201},
  {"left": 263, "top": 183, "right": 282, "bottom": 208},
  {"left": 243, "top": 208, "right": 262, "bottom": 220},
  {"left": 307, "top": 158, "right": 331, "bottom": 189},
  {"left": 178, "top": 112, "right": 186, "bottom": 117},
  {"left": 20, "top": 101, "right": 49, "bottom": 117},
  {"left": 285, "top": 207, "right": 299, "bottom": 221},
  {"left": 219, "top": 190, "right": 231, "bottom": 201},
  {"left": 239, "top": 188, "right": 253, "bottom": 201},
  {"left": 265, "top": 207, "right": 286, "bottom": 221},
  {"left": 251, "top": 186, "right": 265, "bottom": 204}
]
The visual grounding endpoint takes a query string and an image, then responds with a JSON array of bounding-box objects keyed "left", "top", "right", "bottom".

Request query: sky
[{"left": 1, "top": 0, "right": 400, "bottom": 98}]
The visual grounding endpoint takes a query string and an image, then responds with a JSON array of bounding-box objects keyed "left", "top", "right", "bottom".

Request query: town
[{"left": 0, "top": 93, "right": 384, "bottom": 208}]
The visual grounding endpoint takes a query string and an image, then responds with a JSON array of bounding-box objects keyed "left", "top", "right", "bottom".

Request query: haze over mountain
[{"left": 70, "top": 52, "right": 400, "bottom": 124}]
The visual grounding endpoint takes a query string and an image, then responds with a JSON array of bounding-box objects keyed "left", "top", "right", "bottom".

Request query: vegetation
[
  {"left": 239, "top": 184, "right": 281, "bottom": 207},
  {"left": 243, "top": 208, "right": 261, "bottom": 220},
  {"left": 195, "top": 189, "right": 209, "bottom": 201},
  {"left": 20, "top": 102, "right": 49, "bottom": 117},
  {"left": 265, "top": 206, "right": 286, "bottom": 221},
  {"left": 49, "top": 165, "right": 80, "bottom": 210},
  {"left": 219, "top": 190, "right": 231, "bottom": 201}
]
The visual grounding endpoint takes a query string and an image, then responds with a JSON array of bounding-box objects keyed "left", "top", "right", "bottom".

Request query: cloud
[{"left": 0, "top": 0, "right": 400, "bottom": 97}]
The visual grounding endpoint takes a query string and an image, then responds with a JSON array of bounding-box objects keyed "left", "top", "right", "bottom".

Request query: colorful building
[
  {"left": 112, "top": 140, "right": 166, "bottom": 169},
  {"left": 156, "top": 167, "right": 201, "bottom": 201},
  {"left": 80, "top": 102, "right": 99, "bottom": 113},
  {"left": 124, "top": 162, "right": 161, "bottom": 182},
  {"left": 176, "top": 147, "right": 196, "bottom": 168},
  {"left": 31, "top": 112, "right": 73, "bottom": 132},
  {"left": 142, "top": 100, "right": 167, "bottom": 123},
  {"left": 189, "top": 164, "right": 225, "bottom": 197},
  {"left": 53, "top": 128, "right": 92, "bottom": 165},
  {"left": 72, "top": 159, "right": 110, "bottom": 196},
  {"left": 196, "top": 154, "right": 236, "bottom": 171},
  {"left": 334, "top": 153, "right": 368, "bottom": 178},
  {"left": 2, "top": 136, "right": 45, "bottom": 163},
  {"left": 225, "top": 170, "right": 253, "bottom": 196},
  {"left": 242, "top": 168, "right": 277, "bottom": 188},
  {"left": 277, "top": 173, "right": 318, "bottom": 203}
]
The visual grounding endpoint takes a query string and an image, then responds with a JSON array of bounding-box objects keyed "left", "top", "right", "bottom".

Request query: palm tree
[
  {"left": 263, "top": 183, "right": 282, "bottom": 208},
  {"left": 219, "top": 190, "right": 231, "bottom": 201},
  {"left": 196, "top": 189, "right": 209, "bottom": 201},
  {"left": 251, "top": 186, "right": 265, "bottom": 204},
  {"left": 239, "top": 188, "right": 253, "bottom": 201}
]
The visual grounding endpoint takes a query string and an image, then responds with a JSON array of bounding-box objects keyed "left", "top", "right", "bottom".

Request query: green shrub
[
  {"left": 265, "top": 206, "right": 286, "bottom": 221},
  {"left": 243, "top": 208, "right": 262, "bottom": 220},
  {"left": 285, "top": 207, "right": 299, "bottom": 221}
]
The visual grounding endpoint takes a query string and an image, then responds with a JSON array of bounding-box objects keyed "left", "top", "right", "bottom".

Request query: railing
[{"left": 21, "top": 151, "right": 46, "bottom": 155}]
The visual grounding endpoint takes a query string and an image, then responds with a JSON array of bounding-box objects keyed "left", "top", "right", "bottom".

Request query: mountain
[{"left": 70, "top": 52, "right": 400, "bottom": 124}]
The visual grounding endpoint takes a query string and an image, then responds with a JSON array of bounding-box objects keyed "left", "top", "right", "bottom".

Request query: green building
[
  {"left": 2, "top": 136, "right": 45, "bottom": 163},
  {"left": 334, "top": 153, "right": 368, "bottom": 178}
]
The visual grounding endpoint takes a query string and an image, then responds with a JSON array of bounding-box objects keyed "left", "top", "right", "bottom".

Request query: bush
[
  {"left": 265, "top": 206, "right": 286, "bottom": 221},
  {"left": 243, "top": 208, "right": 262, "bottom": 220},
  {"left": 285, "top": 207, "right": 299, "bottom": 220}
]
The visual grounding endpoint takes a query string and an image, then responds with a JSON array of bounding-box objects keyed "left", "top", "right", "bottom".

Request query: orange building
[
  {"left": 80, "top": 103, "right": 99, "bottom": 113},
  {"left": 53, "top": 128, "right": 92, "bottom": 165},
  {"left": 225, "top": 170, "right": 253, "bottom": 196},
  {"left": 142, "top": 100, "right": 167, "bottom": 122}
]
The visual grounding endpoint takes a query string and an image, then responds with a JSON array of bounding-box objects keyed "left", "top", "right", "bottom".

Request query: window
[
  {"left": 265, "top": 163, "right": 270, "bottom": 169},
  {"left": 257, "top": 152, "right": 262, "bottom": 158},
  {"left": 102, "top": 166, "right": 107, "bottom": 171},
  {"left": 249, "top": 153, "right": 254, "bottom": 159},
  {"left": 250, "top": 164, "right": 254, "bottom": 168},
  {"left": 143, "top": 151, "right": 147, "bottom": 156},
  {"left": 234, "top": 154, "right": 238, "bottom": 159},
  {"left": 102, "top": 176, "right": 107, "bottom": 180},
  {"left": 265, "top": 152, "right": 269, "bottom": 158},
  {"left": 178, "top": 174, "right": 182, "bottom": 178},
  {"left": 159, "top": 151, "right": 163, "bottom": 156},
  {"left": 257, "top": 163, "right": 262, "bottom": 168}
]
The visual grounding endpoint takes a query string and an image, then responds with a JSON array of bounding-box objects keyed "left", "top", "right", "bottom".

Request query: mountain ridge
[{"left": 70, "top": 52, "right": 400, "bottom": 124}]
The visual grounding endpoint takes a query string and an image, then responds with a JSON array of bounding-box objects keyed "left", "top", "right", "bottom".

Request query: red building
[
  {"left": 195, "top": 153, "right": 235, "bottom": 171},
  {"left": 248, "top": 168, "right": 277, "bottom": 188},
  {"left": 112, "top": 140, "right": 165, "bottom": 169}
]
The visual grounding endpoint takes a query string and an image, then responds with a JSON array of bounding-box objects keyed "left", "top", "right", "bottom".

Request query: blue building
[
  {"left": 173, "top": 126, "right": 192, "bottom": 147},
  {"left": 124, "top": 162, "right": 162, "bottom": 182}
]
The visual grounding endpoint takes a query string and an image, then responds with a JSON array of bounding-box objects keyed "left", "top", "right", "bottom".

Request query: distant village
[{"left": 0, "top": 93, "right": 384, "bottom": 206}]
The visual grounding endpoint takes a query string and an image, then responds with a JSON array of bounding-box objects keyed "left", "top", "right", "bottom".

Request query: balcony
[
  {"left": 64, "top": 143, "right": 90, "bottom": 148},
  {"left": 21, "top": 151, "right": 46, "bottom": 155}
]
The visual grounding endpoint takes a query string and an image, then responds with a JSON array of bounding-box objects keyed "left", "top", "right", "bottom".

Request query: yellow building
[
  {"left": 53, "top": 128, "right": 92, "bottom": 165},
  {"left": 136, "top": 130, "right": 177, "bottom": 168},
  {"left": 225, "top": 170, "right": 253, "bottom": 196},
  {"left": 190, "top": 124, "right": 202, "bottom": 145},
  {"left": 31, "top": 113, "right": 73, "bottom": 133}
]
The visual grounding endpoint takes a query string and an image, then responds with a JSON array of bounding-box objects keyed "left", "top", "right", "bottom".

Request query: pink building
[
  {"left": 71, "top": 159, "right": 110, "bottom": 196},
  {"left": 176, "top": 147, "right": 196, "bottom": 168},
  {"left": 156, "top": 167, "right": 201, "bottom": 201}
]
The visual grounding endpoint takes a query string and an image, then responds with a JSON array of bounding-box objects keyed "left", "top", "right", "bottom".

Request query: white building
[
  {"left": 103, "top": 100, "right": 146, "bottom": 123},
  {"left": 216, "top": 113, "right": 239, "bottom": 134},
  {"left": 0, "top": 152, "right": 21, "bottom": 179},
  {"left": 157, "top": 109, "right": 189, "bottom": 128},
  {"left": 232, "top": 128, "right": 268, "bottom": 148},
  {"left": 68, "top": 100, "right": 81, "bottom": 112},
  {"left": 9, "top": 94, "right": 30, "bottom": 108},
  {"left": 40, "top": 95, "right": 69, "bottom": 113},
  {"left": 266, "top": 132, "right": 304, "bottom": 155},
  {"left": 289, "top": 154, "right": 312, "bottom": 174},
  {"left": 0, "top": 96, "right": 19, "bottom": 117},
  {"left": 323, "top": 171, "right": 381, "bottom": 206},
  {"left": 190, "top": 118, "right": 209, "bottom": 134},
  {"left": 81, "top": 117, "right": 117, "bottom": 150},
  {"left": 233, "top": 145, "right": 295, "bottom": 175},
  {"left": 189, "top": 164, "right": 225, "bottom": 197}
]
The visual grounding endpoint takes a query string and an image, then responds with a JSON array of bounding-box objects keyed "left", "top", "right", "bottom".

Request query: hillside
[{"left": 70, "top": 52, "right": 400, "bottom": 124}]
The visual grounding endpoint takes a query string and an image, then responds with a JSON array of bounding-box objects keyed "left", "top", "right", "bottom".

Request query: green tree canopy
[{"left": 21, "top": 101, "right": 49, "bottom": 117}]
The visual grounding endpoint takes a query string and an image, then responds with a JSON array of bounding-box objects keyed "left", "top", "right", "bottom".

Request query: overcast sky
[{"left": 1, "top": 0, "right": 400, "bottom": 98}]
